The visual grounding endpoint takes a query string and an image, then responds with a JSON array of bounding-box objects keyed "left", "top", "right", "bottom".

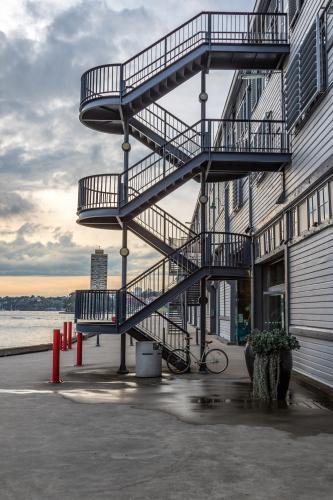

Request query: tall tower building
[{"left": 90, "top": 248, "right": 108, "bottom": 290}]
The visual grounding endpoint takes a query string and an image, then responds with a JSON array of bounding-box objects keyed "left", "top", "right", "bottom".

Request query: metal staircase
[
  {"left": 77, "top": 117, "right": 290, "bottom": 229},
  {"left": 76, "top": 231, "right": 251, "bottom": 332},
  {"left": 75, "top": 10, "right": 291, "bottom": 359},
  {"left": 79, "top": 11, "right": 289, "bottom": 132}
]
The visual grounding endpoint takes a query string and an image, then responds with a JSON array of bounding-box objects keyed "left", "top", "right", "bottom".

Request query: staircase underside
[
  {"left": 77, "top": 151, "right": 291, "bottom": 230},
  {"left": 80, "top": 43, "right": 289, "bottom": 134}
]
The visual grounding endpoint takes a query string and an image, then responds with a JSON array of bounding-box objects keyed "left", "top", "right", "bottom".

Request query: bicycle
[{"left": 166, "top": 339, "right": 229, "bottom": 375}]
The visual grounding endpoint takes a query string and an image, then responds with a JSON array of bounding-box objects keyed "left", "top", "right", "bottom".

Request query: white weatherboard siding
[
  {"left": 218, "top": 281, "right": 231, "bottom": 341},
  {"left": 252, "top": 172, "right": 282, "bottom": 228},
  {"left": 285, "top": 92, "right": 333, "bottom": 196},
  {"left": 285, "top": 0, "right": 333, "bottom": 196},
  {"left": 293, "top": 336, "right": 333, "bottom": 388},
  {"left": 289, "top": 226, "right": 333, "bottom": 387}
]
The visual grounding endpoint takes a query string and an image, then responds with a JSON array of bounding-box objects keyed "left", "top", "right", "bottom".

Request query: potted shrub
[{"left": 246, "top": 329, "right": 300, "bottom": 401}]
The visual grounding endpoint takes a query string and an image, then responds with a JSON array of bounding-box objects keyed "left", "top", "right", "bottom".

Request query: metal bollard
[
  {"left": 62, "top": 322, "right": 67, "bottom": 351},
  {"left": 96, "top": 333, "right": 100, "bottom": 347},
  {"left": 68, "top": 322, "right": 72, "bottom": 350},
  {"left": 76, "top": 332, "right": 83, "bottom": 366},
  {"left": 51, "top": 329, "right": 61, "bottom": 383}
]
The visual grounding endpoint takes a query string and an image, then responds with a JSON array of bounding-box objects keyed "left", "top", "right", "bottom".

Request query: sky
[{"left": 0, "top": 0, "right": 253, "bottom": 296}]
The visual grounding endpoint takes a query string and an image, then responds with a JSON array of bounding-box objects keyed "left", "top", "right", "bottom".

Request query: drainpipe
[
  {"left": 118, "top": 118, "right": 130, "bottom": 375},
  {"left": 249, "top": 174, "right": 255, "bottom": 332}
]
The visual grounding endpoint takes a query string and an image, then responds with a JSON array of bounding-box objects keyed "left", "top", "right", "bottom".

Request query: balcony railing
[{"left": 80, "top": 11, "right": 288, "bottom": 108}]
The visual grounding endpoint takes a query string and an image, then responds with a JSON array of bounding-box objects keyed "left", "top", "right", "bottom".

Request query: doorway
[
  {"left": 262, "top": 259, "right": 285, "bottom": 330},
  {"left": 236, "top": 279, "right": 251, "bottom": 344}
]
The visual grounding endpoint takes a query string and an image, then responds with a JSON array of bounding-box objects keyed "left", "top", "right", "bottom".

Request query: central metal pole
[
  {"left": 199, "top": 69, "right": 208, "bottom": 371},
  {"left": 200, "top": 168, "right": 207, "bottom": 370},
  {"left": 118, "top": 118, "right": 130, "bottom": 375}
]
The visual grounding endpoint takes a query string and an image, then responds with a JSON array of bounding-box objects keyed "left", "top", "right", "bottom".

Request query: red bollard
[
  {"left": 68, "top": 322, "right": 72, "bottom": 350},
  {"left": 60, "top": 333, "right": 64, "bottom": 351},
  {"left": 76, "top": 332, "right": 83, "bottom": 366},
  {"left": 62, "top": 322, "right": 67, "bottom": 351},
  {"left": 51, "top": 329, "right": 61, "bottom": 383}
]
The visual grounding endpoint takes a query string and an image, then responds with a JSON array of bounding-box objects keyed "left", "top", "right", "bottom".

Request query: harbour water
[{"left": 0, "top": 311, "right": 74, "bottom": 349}]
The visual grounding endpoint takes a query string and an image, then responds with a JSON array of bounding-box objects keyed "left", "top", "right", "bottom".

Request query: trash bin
[{"left": 136, "top": 341, "right": 162, "bottom": 378}]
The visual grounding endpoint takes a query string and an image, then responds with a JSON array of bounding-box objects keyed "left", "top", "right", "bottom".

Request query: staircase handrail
[
  {"left": 127, "top": 291, "right": 190, "bottom": 338},
  {"left": 80, "top": 11, "right": 288, "bottom": 107}
]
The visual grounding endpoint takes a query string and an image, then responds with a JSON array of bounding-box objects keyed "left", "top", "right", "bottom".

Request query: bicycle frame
[{"left": 183, "top": 346, "right": 208, "bottom": 366}]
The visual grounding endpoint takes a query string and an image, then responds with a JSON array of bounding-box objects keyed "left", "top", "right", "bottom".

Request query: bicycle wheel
[
  {"left": 204, "top": 348, "right": 229, "bottom": 374},
  {"left": 167, "top": 349, "right": 190, "bottom": 375}
]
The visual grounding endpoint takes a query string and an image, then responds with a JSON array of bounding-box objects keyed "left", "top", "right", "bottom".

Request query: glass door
[{"left": 263, "top": 293, "right": 285, "bottom": 330}]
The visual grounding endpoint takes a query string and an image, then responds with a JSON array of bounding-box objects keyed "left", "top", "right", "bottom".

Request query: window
[
  {"left": 259, "top": 234, "right": 265, "bottom": 256},
  {"left": 232, "top": 179, "right": 243, "bottom": 212},
  {"left": 308, "top": 193, "right": 318, "bottom": 227},
  {"left": 289, "top": 0, "right": 304, "bottom": 27},
  {"left": 268, "top": 226, "right": 275, "bottom": 251},
  {"left": 299, "top": 200, "right": 308, "bottom": 233},
  {"left": 285, "top": 18, "right": 327, "bottom": 130},
  {"left": 251, "top": 77, "right": 264, "bottom": 111},
  {"left": 318, "top": 185, "right": 330, "bottom": 222},
  {"left": 279, "top": 218, "right": 285, "bottom": 243},
  {"left": 291, "top": 207, "right": 299, "bottom": 237}
]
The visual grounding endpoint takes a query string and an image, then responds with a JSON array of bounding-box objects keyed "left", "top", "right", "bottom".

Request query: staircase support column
[
  {"left": 199, "top": 70, "right": 208, "bottom": 371},
  {"left": 118, "top": 119, "right": 130, "bottom": 375},
  {"left": 199, "top": 167, "right": 208, "bottom": 371}
]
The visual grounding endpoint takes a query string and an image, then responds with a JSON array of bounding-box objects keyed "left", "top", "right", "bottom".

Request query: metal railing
[
  {"left": 80, "top": 11, "right": 288, "bottom": 107},
  {"left": 137, "top": 312, "right": 188, "bottom": 352},
  {"left": 75, "top": 289, "right": 118, "bottom": 322},
  {"left": 134, "top": 204, "right": 196, "bottom": 248},
  {"left": 77, "top": 118, "right": 290, "bottom": 213},
  {"left": 132, "top": 102, "right": 199, "bottom": 145},
  {"left": 75, "top": 232, "right": 251, "bottom": 325}
]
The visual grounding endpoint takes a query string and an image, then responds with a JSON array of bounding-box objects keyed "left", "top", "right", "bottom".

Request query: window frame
[
  {"left": 318, "top": 184, "right": 330, "bottom": 222},
  {"left": 308, "top": 192, "right": 319, "bottom": 228}
]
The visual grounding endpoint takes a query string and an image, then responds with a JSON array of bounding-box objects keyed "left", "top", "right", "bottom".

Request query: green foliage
[{"left": 247, "top": 329, "right": 300, "bottom": 356}]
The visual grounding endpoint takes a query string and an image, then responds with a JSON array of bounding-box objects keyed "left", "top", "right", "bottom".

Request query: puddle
[{"left": 54, "top": 369, "right": 333, "bottom": 436}]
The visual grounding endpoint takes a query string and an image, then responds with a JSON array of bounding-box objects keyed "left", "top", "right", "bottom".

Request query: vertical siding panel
[{"left": 289, "top": 226, "right": 333, "bottom": 387}]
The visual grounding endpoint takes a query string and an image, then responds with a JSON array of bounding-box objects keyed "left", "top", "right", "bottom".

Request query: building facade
[
  {"left": 188, "top": 0, "right": 333, "bottom": 390},
  {"left": 75, "top": 3, "right": 333, "bottom": 390},
  {"left": 90, "top": 249, "right": 108, "bottom": 290}
]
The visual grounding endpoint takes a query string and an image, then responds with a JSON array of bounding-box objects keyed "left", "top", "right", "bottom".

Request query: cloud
[
  {"left": 0, "top": 192, "right": 35, "bottom": 217},
  {"left": 0, "top": 223, "right": 158, "bottom": 277},
  {"left": 0, "top": 0, "right": 253, "bottom": 283}
]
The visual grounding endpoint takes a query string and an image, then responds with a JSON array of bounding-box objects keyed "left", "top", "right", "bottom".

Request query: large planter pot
[
  {"left": 246, "top": 348, "right": 293, "bottom": 400},
  {"left": 277, "top": 350, "right": 293, "bottom": 400},
  {"left": 244, "top": 342, "right": 255, "bottom": 381}
]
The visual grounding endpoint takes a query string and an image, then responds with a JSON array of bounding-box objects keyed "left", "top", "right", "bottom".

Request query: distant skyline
[{"left": 0, "top": 0, "right": 253, "bottom": 295}]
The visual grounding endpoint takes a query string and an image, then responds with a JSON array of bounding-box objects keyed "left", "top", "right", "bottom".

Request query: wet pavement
[
  {"left": 57, "top": 366, "right": 333, "bottom": 437},
  {"left": 0, "top": 335, "right": 333, "bottom": 499}
]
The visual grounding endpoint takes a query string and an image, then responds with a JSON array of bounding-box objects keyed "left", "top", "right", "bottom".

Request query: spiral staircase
[{"left": 75, "top": 11, "right": 291, "bottom": 363}]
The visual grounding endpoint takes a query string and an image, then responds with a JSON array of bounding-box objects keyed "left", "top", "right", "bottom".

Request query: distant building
[{"left": 90, "top": 248, "right": 108, "bottom": 290}]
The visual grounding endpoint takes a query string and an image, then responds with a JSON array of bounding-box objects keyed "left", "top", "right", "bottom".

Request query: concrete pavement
[{"left": 0, "top": 334, "right": 332, "bottom": 500}]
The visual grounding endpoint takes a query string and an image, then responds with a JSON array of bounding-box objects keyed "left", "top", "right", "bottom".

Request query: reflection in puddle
[
  {"left": 0, "top": 389, "right": 53, "bottom": 395},
  {"left": 59, "top": 387, "right": 138, "bottom": 403},
  {"left": 189, "top": 395, "right": 332, "bottom": 411}
]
